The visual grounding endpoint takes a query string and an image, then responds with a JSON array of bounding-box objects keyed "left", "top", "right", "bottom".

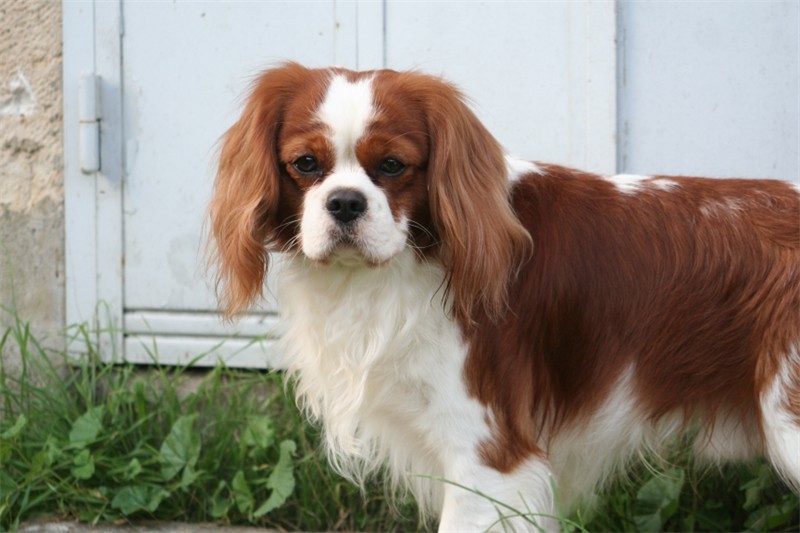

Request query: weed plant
[
  {"left": 0, "top": 307, "right": 420, "bottom": 531},
  {"left": 0, "top": 305, "right": 797, "bottom": 531}
]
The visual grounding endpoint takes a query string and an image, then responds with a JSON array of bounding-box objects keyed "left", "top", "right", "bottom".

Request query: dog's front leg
[{"left": 437, "top": 453, "right": 558, "bottom": 533}]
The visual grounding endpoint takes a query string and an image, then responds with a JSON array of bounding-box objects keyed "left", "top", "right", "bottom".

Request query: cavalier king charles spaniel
[{"left": 209, "top": 63, "right": 799, "bottom": 532}]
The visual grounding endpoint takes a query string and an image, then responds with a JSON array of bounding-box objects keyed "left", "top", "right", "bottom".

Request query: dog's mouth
[
  {"left": 326, "top": 247, "right": 379, "bottom": 267},
  {"left": 306, "top": 229, "right": 396, "bottom": 268},
  {"left": 299, "top": 201, "right": 410, "bottom": 267}
]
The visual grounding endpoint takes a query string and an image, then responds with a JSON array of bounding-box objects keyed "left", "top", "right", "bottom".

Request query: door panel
[
  {"left": 117, "top": 2, "right": 367, "bottom": 366},
  {"left": 113, "top": 1, "right": 615, "bottom": 367},
  {"left": 385, "top": 2, "right": 616, "bottom": 172},
  {"left": 618, "top": 1, "right": 799, "bottom": 180},
  {"left": 66, "top": 1, "right": 616, "bottom": 367},
  {"left": 121, "top": 2, "right": 359, "bottom": 312}
]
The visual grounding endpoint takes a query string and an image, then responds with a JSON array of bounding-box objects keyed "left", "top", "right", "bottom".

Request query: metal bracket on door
[{"left": 78, "top": 72, "right": 101, "bottom": 173}]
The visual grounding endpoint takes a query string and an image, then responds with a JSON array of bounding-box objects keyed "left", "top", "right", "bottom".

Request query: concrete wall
[{"left": 0, "top": 1, "right": 65, "bottom": 366}]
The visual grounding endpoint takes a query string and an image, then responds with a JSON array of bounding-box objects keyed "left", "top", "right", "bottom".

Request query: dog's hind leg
[{"left": 760, "top": 346, "right": 800, "bottom": 491}]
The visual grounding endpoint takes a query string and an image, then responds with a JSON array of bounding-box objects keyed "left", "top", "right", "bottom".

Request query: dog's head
[{"left": 208, "top": 63, "right": 530, "bottom": 322}]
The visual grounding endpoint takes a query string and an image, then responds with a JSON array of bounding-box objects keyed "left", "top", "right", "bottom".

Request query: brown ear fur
[
  {"left": 419, "top": 76, "right": 532, "bottom": 325},
  {"left": 208, "top": 63, "right": 310, "bottom": 318}
]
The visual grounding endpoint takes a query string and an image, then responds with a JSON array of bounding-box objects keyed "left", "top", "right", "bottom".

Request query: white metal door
[
  {"left": 56, "top": 0, "right": 610, "bottom": 369},
  {"left": 63, "top": 1, "right": 617, "bottom": 367},
  {"left": 64, "top": 1, "right": 798, "bottom": 368}
]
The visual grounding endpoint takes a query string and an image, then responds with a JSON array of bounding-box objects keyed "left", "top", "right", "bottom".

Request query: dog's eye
[
  {"left": 378, "top": 158, "right": 406, "bottom": 178},
  {"left": 292, "top": 155, "right": 320, "bottom": 176}
]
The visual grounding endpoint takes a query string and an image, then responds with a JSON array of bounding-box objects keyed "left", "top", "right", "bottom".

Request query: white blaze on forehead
[{"left": 317, "top": 74, "right": 375, "bottom": 164}]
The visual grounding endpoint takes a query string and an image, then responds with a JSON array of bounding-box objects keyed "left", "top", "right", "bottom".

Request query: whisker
[
  {"left": 407, "top": 221, "right": 439, "bottom": 245},
  {"left": 406, "top": 221, "right": 440, "bottom": 252},
  {"left": 274, "top": 215, "right": 302, "bottom": 233}
]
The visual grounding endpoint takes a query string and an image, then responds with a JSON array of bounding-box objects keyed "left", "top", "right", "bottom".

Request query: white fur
[
  {"left": 439, "top": 456, "right": 556, "bottom": 532},
  {"left": 277, "top": 245, "right": 798, "bottom": 531},
  {"left": 699, "top": 197, "right": 744, "bottom": 219},
  {"left": 549, "top": 366, "right": 767, "bottom": 512},
  {"left": 651, "top": 178, "right": 679, "bottom": 191},
  {"left": 607, "top": 174, "right": 652, "bottom": 194},
  {"left": 549, "top": 367, "right": 684, "bottom": 510},
  {"left": 606, "top": 175, "right": 681, "bottom": 195},
  {"left": 505, "top": 155, "right": 542, "bottom": 182},
  {"left": 277, "top": 251, "right": 468, "bottom": 514},
  {"left": 300, "top": 168, "right": 408, "bottom": 262},
  {"left": 276, "top": 250, "right": 555, "bottom": 531},
  {"left": 694, "top": 410, "right": 760, "bottom": 463},
  {"left": 317, "top": 74, "right": 374, "bottom": 164}
]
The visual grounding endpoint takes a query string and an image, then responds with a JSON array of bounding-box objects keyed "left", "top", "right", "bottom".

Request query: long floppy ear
[
  {"left": 208, "top": 63, "right": 308, "bottom": 318},
  {"left": 423, "top": 77, "right": 532, "bottom": 326}
]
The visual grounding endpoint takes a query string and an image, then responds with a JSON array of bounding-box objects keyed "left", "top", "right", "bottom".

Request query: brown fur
[
  {"left": 465, "top": 164, "right": 800, "bottom": 471},
  {"left": 372, "top": 70, "right": 532, "bottom": 324},
  {"left": 209, "top": 64, "right": 329, "bottom": 317}
]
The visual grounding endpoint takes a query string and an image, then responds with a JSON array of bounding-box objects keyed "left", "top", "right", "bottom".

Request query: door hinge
[{"left": 79, "top": 72, "right": 101, "bottom": 173}]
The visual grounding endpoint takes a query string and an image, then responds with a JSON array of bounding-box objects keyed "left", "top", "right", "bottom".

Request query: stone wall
[{"left": 0, "top": 1, "right": 65, "bottom": 366}]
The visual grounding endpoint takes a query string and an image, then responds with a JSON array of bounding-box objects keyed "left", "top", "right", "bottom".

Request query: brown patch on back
[{"left": 463, "top": 165, "right": 800, "bottom": 472}]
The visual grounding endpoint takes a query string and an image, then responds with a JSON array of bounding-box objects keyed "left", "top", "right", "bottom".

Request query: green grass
[
  {"left": 0, "top": 306, "right": 421, "bottom": 531},
  {"left": 0, "top": 304, "right": 798, "bottom": 531}
]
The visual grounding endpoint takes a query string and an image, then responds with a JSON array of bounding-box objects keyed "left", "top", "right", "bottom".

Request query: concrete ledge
[{"left": 19, "top": 522, "right": 280, "bottom": 533}]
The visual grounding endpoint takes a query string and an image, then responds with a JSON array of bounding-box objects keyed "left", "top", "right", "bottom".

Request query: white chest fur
[{"left": 276, "top": 250, "right": 491, "bottom": 515}]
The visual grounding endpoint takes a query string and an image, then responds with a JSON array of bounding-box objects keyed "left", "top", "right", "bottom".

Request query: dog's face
[
  {"left": 209, "top": 63, "right": 530, "bottom": 320},
  {"left": 279, "top": 72, "right": 431, "bottom": 266}
]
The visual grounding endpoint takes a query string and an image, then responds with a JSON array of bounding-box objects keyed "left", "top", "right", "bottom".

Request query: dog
[{"left": 208, "top": 63, "right": 800, "bottom": 531}]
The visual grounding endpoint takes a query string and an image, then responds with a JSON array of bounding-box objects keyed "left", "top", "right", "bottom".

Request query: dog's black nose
[{"left": 326, "top": 189, "right": 367, "bottom": 224}]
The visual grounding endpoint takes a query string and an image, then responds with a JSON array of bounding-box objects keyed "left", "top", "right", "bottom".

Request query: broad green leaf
[
  {"left": 633, "top": 468, "right": 685, "bottom": 532},
  {"left": 111, "top": 485, "right": 170, "bottom": 516},
  {"left": 0, "top": 414, "right": 27, "bottom": 440},
  {"left": 209, "top": 481, "right": 231, "bottom": 519},
  {"left": 69, "top": 407, "right": 104, "bottom": 449},
  {"left": 123, "top": 458, "right": 142, "bottom": 481},
  {"left": 741, "top": 463, "right": 773, "bottom": 510},
  {"left": 159, "top": 415, "right": 200, "bottom": 481},
  {"left": 26, "top": 436, "right": 61, "bottom": 472},
  {"left": 254, "top": 439, "right": 296, "bottom": 517},
  {"left": 71, "top": 449, "right": 95, "bottom": 480},
  {"left": 43, "top": 435, "right": 62, "bottom": 466},
  {"left": 231, "top": 470, "right": 254, "bottom": 516},
  {"left": 242, "top": 415, "right": 274, "bottom": 450},
  {"left": 175, "top": 464, "right": 200, "bottom": 491}
]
